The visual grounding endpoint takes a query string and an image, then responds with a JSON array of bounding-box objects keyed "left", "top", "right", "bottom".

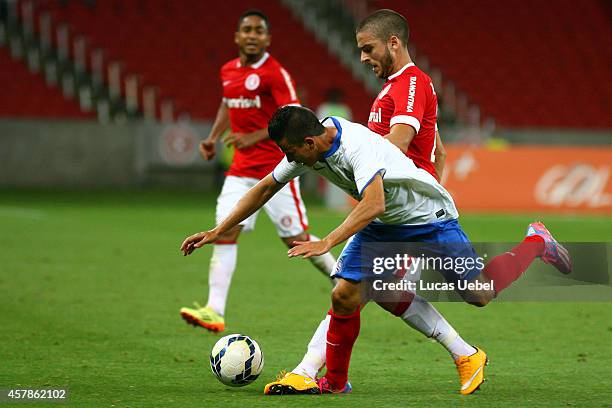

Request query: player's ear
[
  {"left": 388, "top": 35, "right": 400, "bottom": 50},
  {"left": 304, "top": 137, "right": 316, "bottom": 149},
  {"left": 234, "top": 31, "right": 240, "bottom": 46},
  {"left": 265, "top": 34, "right": 271, "bottom": 48}
]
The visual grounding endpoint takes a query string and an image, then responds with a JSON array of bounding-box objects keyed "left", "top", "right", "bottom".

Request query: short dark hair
[
  {"left": 237, "top": 9, "right": 270, "bottom": 32},
  {"left": 356, "top": 9, "right": 409, "bottom": 46},
  {"left": 269, "top": 106, "right": 325, "bottom": 146}
]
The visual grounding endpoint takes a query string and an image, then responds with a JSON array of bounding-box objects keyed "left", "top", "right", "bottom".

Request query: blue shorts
[{"left": 332, "top": 219, "right": 482, "bottom": 283}]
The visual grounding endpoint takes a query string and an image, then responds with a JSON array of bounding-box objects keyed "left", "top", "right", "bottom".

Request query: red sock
[
  {"left": 483, "top": 236, "right": 545, "bottom": 294},
  {"left": 325, "top": 308, "right": 360, "bottom": 390}
]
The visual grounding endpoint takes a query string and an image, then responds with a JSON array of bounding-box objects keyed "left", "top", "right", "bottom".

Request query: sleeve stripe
[
  {"left": 390, "top": 115, "right": 421, "bottom": 133},
  {"left": 280, "top": 68, "right": 298, "bottom": 102},
  {"left": 271, "top": 171, "right": 285, "bottom": 184},
  {"left": 358, "top": 168, "right": 386, "bottom": 195}
]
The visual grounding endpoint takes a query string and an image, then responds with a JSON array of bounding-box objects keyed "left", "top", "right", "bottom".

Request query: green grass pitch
[{"left": 1, "top": 190, "right": 611, "bottom": 407}]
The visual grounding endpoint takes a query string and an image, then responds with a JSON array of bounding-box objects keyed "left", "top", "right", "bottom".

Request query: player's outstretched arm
[
  {"left": 288, "top": 173, "right": 386, "bottom": 258},
  {"left": 180, "top": 174, "right": 283, "bottom": 256},
  {"left": 433, "top": 130, "right": 447, "bottom": 180}
]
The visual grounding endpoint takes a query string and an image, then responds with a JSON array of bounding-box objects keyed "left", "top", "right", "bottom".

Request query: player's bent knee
[
  {"left": 461, "top": 290, "right": 493, "bottom": 307},
  {"left": 331, "top": 285, "right": 360, "bottom": 315}
]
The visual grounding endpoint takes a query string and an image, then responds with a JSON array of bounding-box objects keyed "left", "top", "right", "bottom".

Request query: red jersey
[
  {"left": 221, "top": 52, "right": 300, "bottom": 179},
  {"left": 368, "top": 63, "right": 439, "bottom": 180}
]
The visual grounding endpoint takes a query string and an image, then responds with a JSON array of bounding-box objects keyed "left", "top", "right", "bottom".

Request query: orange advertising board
[{"left": 442, "top": 146, "right": 612, "bottom": 213}]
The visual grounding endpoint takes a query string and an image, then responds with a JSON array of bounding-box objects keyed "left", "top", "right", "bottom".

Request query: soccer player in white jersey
[
  {"left": 179, "top": 10, "right": 336, "bottom": 333},
  {"left": 181, "top": 106, "right": 571, "bottom": 394},
  {"left": 266, "top": 9, "right": 474, "bottom": 395}
]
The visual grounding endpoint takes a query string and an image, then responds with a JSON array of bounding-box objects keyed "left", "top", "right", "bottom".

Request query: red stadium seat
[
  {"left": 0, "top": 46, "right": 92, "bottom": 119},
  {"left": 30, "top": 0, "right": 373, "bottom": 122},
  {"left": 380, "top": 0, "right": 612, "bottom": 129}
]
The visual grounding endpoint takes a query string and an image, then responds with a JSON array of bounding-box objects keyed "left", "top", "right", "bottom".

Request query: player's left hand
[
  {"left": 222, "top": 132, "right": 241, "bottom": 147},
  {"left": 233, "top": 133, "right": 259, "bottom": 149},
  {"left": 287, "top": 240, "right": 331, "bottom": 258},
  {"left": 180, "top": 230, "right": 219, "bottom": 256}
]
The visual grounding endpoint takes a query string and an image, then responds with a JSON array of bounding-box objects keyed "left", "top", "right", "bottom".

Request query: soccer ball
[{"left": 209, "top": 334, "right": 264, "bottom": 387}]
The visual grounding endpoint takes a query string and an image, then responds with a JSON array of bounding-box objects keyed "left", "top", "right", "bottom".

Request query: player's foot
[
  {"left": 455, "top": 346, "right": 488, "bottom": 395},
  {"left": 264, "top": 371, "right": 319, "bottom": 395},
  {"left": 180, "top": 302, "right": 225, "bottom": 332},
  {"left": 527, "top": 221, "right": 572, "bottom": 274},
  {"left": 316, "top": 376, "right": 352, "bottom": 394}
]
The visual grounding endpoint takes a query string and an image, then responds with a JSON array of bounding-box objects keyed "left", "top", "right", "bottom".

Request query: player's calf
[{"left": 457, "top": 276, "right": 495, "bottom": 307}]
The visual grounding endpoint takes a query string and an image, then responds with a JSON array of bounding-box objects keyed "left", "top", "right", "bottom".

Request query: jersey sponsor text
[{"left": 223, "top": 95, "right": 261, "bottom": 109}]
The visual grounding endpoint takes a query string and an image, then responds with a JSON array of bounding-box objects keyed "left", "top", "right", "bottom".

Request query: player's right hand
[
  {"left": 181, "top": 230, "right": 219, "bottom": 256},
  {"left": 199, "top": 139, "right": 216, "bottom": 160}
]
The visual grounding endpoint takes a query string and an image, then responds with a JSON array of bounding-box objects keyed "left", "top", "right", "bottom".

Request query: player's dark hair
[
  {"left": 269, "top": 106, "right": 325, "bottom": 146},
  {"left": 237, "top": 9, "right": 271, "bottom": 32},
  {"left": 356, "top": 9, "right": 409, "bottom": 46}
]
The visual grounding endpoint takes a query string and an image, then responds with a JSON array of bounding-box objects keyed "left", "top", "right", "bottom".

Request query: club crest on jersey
[
  {"left": 245, "top": 73, "right": 260, "bottom": 91},
  {"left": 281, "top": 215, "right": 293, "bottom": 227}
]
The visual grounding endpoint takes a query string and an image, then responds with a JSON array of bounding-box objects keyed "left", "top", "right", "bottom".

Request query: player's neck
[
  {"left": 239, "top": 51, "right": 267, "bottom": 67},
  {"left": 389, "top": 52, "right": 413, "bottom": 77},
  {"left": 317, "top": 127, "right": 338, "bottom": 160}
]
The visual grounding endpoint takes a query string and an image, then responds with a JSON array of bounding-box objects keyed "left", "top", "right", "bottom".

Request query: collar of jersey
[
  {"left": 387, "top": 62, "right": 415, "bottom": 81},
  {"left": 237, "top": 52, "right": 269, "bottom": 69},
  {"left": 322, "top": 117, "right": 342, "bottom": 159}
]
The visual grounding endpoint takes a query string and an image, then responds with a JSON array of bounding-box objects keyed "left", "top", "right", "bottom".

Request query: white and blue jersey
[
  {"left": 273, "top": 117, "right": 458, "bottom": 225},
  {"left": 272, "top": 117, "right": 481, "bottom": 282}
]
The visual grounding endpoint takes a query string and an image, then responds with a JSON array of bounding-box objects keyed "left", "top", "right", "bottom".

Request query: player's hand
[
  {"left": 222, "top": 132, "right": 242, "bottom": 147},
  {"left": 233, "top": 133, "right": 258, "bottom": 149},
  {"left": 199, "top": 138, "right": 216, "bottom": 160},
  {"left": 287, "top": 240, "right": 331, "bottom": 259},
  {"left": 180, "top": 230, "right": 219, "bottom": 256}
]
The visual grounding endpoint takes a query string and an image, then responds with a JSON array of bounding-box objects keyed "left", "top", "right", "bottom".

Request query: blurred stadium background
[
  {"left": 1, "top": 0, "right": 611, "bottom": 406},
  {"left": 1, "top": 0, "right": 611, "bottom": 208}
]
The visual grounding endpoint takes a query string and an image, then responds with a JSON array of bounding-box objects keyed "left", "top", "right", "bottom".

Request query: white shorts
[{"left": 216, "top": 175, "right": 309, "bottom": 238}]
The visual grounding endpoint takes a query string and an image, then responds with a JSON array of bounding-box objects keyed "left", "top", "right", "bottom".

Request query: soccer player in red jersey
[
  {"left": 179, "top": 10, "right": 336, "bottom": 333},
  {"left": 359, "top": 11, "right": 445, "bottom": 181}
]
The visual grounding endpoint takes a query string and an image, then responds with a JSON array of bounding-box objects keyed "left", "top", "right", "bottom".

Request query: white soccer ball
[{"left": 209, "top": 334, "right": 264, "bottom": 387}]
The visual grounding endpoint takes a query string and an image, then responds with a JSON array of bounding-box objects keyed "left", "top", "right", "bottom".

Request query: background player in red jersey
[{"left": 180, "top": 10, "right": 336, "bottom": 333}]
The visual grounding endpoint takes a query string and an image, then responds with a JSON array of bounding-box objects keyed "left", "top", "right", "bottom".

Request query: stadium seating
[
  {"left": 31, "top": 0, "right": 373, "bottom": 122},
  {"left": 0, "top": 45, "right": 91, "bottom": 118},
  {"left": 380, "top": 0, "right": 612, "bottom": 128}
]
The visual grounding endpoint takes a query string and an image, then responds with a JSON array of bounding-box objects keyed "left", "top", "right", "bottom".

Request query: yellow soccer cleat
[
  {"left": 180, "top": 303, "right": 225, "bottom": 333},
  {"left": 264, "top": 371, "right": 320, "bottom": 395},
  {"left": 455, "top": 347, "right": 488, "bottom": 395}
]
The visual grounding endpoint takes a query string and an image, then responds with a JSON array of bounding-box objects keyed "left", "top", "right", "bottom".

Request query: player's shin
[
  {"left": 292, "top": 315, "right": 330, "bottom": 379},
  {"left": 400, "top": 295, "right": 476, "bottom": 360},
  {"left": 325, "top": 308, "right": 360, "bottom": 390},
  {"left": 206, "top": 243, "right": 238, "bottom": 316},
  {"left": 482, "top": 235, "right": 544, "bottom": 294}
]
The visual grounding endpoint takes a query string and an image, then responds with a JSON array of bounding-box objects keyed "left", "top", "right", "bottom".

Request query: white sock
[
  {"left": 306, "top": 234, "right": 336, "bottom": 278},
  {"left": 401, "top": 295, "right": 476, "bottom": 360},
  {"left": 206, "top": 243, "right": 237, "bottom": 316},
  {"left": 292, "top": 315, "right": 330, "bottom": 379}
]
